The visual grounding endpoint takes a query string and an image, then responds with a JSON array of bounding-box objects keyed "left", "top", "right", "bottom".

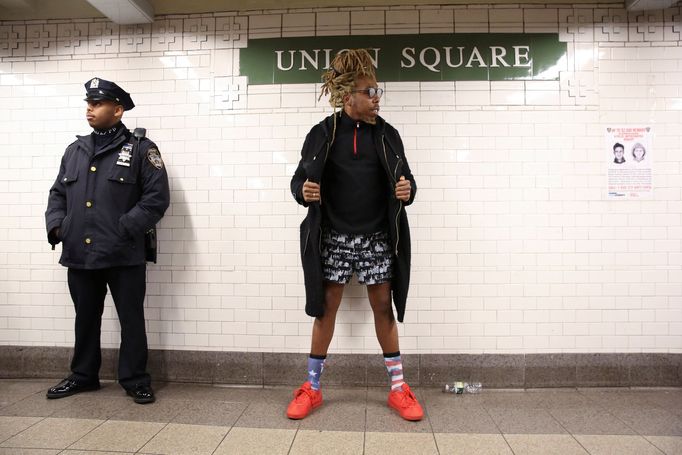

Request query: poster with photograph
[{"left": 606, "top": 126, "right": 653, "bottom": 199}]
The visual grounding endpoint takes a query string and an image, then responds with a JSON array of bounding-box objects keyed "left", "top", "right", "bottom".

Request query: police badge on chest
[{"left": 116, "top": 143, "right": 133, "bottom": 167}]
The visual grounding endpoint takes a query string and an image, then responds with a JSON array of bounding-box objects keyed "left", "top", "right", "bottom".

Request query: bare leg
[
  {"left": 367, "top": 282, "right": 399, "bottom": 353},
  {"left": 310, "top": 282, "right": 345, "bottom": 355}
]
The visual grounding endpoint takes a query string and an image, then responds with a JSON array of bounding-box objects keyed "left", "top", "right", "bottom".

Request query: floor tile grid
[
  {"left": 478, "top": 398, "right": 594, "bottom": 455},
  {"left": 0, "top": 386, "right": 177, "bottom": 454},
  {"left": 0, "top": 414, "right": 47, "bottom": 445},
  {"left": 519, "top": 390, "right": 671, "bottom": 455},
  {"left": 200, "top": 401, "right": 270, "bottom": 455},
  {"left": 460, "top": 401, "right": 516, "bottom": 455},
  {"left": 0, "top": 411, "right": 169, "bottom": 453},
  {"left": 421, "top": 388, "right": 578, "bottom": 454},
  {"left": 1, "top": 383, "right": 681, "bottom": 455},
  {"left": 424, "top": 388, "right": 671, "bottom": 455},
  {"left": 574, "top": 389, "right": 679, "bottom": 455},
  {"left": 529, "top": 389, "right": 676, "bottom": 455}
]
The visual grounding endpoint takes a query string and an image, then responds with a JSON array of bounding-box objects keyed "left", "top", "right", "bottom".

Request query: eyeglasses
[{"left": 351, "top": 87, "right": 384, "bottom": 98}]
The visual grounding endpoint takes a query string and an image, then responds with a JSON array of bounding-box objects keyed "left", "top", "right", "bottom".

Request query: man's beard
[{"left": 361, "top": 114, "right": 377, "bottom": 125}]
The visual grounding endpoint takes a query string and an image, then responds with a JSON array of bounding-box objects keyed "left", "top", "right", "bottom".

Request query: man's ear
[
  {"left": 343, "top": 92, "right": 352, "bottom": 106},
  {"left": 114, "top": 104, "right": 124, "bottom": 121}
]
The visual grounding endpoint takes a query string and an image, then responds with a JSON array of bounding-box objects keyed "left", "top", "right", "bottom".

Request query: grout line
[
  {"left": 135, "top": 419, "right": 172, "bottom": 454},
  {"left": 209, "top": 399, "right": 251, "bottom": 455},
  {"left": 0, "top": 414, "right": 48, "bottom": 445},
  {"left": 421, "top": 387, "right": 441, "bottom": 455},
  {"left": 641, "top": 434, "right": 672, "bottom": 455},
  {"left": 547, "top": 407, "right": 592, "bottom": 454},
  {"left": 63, "top": 415, "right": 108, "bottom": 451},
  {"left": 286, "top": 421, "right": 300, "bottom": 455},
  {"left": 482, "top": 402, "right": 517, "bottom": 455},
  {"left": 362, "top": 386, "right": 368, "bottom": 455}
]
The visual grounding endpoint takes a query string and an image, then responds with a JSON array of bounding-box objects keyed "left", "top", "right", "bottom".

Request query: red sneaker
[
  {"left": 286, "top": 381, "right": 323, "bottom": 419},
  {"left": 387, "top": 383, "right": 424, "bottom": 421}
]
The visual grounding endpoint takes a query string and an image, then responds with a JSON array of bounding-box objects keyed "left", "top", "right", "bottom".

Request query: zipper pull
[{"left": 353, "top": 122, "right": 359, "bottom": 157}]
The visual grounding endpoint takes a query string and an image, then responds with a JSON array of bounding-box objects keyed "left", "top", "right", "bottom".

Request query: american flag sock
[
  {"left": 384, "top": 352, "right": 404, "bottom": 392},
  {"left": 307, "top": 355, "right": 326, "bottom": 391}
]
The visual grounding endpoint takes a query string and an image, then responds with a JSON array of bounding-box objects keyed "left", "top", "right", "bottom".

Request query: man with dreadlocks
[{"left": 288, "top": 49, "right": 421, "bottom": 421}]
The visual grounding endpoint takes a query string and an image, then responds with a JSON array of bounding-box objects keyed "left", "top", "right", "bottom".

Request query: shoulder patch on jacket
[{"left": 147, "top": 147, "right": 164, "bottom": 169}]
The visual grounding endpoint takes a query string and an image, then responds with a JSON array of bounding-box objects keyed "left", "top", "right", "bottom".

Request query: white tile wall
[{"left": 0, "top": 4, "right": 681, "bottom": 354}]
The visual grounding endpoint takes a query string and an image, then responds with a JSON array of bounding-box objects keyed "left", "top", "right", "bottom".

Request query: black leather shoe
[
  {"left": 46, "top": 378, "right": 100, "bottom": 399},
  {"left": 126, "top": 384, "right": 155, "bottom": 404}
]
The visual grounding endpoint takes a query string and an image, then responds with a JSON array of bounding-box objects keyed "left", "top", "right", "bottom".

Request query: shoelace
[
  {"left": 397, "top": 388, "right": 417, "bottom": 406},
  {"left": 294, "top": 386, "right": 315, "bottom": 403}
]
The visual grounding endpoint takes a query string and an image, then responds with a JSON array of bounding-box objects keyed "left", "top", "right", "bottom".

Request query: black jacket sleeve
[
  {"left": 391, "top": 128, "right": 417, "bottom": 206},
  {"left": 290, "top": 131, "right": 312, "bottom": 207},
  {"left": 118, "top": 140, "right": 170, "bottom": 238},
  {"left": 45, "top": 153, "right": 68, "bottom": 244}
]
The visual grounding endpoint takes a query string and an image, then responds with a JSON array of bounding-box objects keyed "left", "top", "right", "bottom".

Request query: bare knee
[
  {"left": 369, "top": 292, "right": 394, "bottom": 321},
  {"left": 322, "top": 283, "right": 344, "bottom": 316}
]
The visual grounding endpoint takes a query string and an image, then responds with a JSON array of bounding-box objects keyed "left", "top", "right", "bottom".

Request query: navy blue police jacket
[
  {"left": 45, "top": 124, "right": 170, "bottom": 269},
  {"left": 290, "top": 112, "right": 416, "bottom": 322}
]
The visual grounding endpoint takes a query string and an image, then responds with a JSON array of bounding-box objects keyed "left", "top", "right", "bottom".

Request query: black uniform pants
[{"left": 67, "top": 264, "right": 150, "bottom": 389}]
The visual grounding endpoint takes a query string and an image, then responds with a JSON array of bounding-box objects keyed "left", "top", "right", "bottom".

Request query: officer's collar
[{"left": 93, "top": 121, "right": 123, "bottom": 137}]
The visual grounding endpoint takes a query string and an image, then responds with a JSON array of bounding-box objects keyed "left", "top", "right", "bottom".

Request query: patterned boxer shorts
[{"left": 320, "top": 228, "right": 393, "bottom": 285}]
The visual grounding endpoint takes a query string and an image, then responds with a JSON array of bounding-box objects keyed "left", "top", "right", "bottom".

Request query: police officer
[{"left": 45, "top": 77, "right": 170, "bottom": 404}]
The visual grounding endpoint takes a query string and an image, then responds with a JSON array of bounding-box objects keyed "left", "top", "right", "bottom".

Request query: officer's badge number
[{"left": 147, "top": 148, "right": 164, "bottom": 170}]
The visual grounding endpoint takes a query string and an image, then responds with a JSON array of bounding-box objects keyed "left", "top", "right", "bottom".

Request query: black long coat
[
  {"left": 290, "top": 112, "right": 416, "bottom": 322},
  {"left": 45, "top": 124, "right": 170, "bottom": 269}
]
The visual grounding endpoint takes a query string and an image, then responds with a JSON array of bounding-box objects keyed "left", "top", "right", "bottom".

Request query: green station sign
[{"left": 240, "top": 33, "right": 567, "bottom": 84}]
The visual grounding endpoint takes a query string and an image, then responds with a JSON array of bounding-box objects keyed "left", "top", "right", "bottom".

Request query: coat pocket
[
  {"left": 60, "top": 214, "right": 73, "bottom": 240},
  {"left": 108, "top": 168, "right": 138, "bottom": 185},
  {"left": 61, "top": 169, "right": 79, "bottom": 198}
]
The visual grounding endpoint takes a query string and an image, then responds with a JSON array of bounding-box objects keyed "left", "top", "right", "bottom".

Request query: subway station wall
[{"left": 0, "top": 4, "right": 681, "bottom": 354}]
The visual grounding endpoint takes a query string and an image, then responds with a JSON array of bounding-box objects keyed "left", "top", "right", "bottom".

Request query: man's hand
[
  {"left": 302, "top": 179, "right": 321, "bottom": 203},
  {"left": 395, "top": 176, "right": 411, "bottom": 202},
  {"left": 48, "top": 227, "right": 61, "bottom": 250}
]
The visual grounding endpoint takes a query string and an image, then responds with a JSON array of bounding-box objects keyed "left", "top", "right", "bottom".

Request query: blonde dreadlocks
[
  {"left": 319, "top": 49, "right": 377, "bottom": 140},
  {"left": 319, "top": 49, "right": 376, "bottom": 109}
]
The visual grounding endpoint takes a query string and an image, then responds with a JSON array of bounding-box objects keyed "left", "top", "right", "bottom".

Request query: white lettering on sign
[
  {"left": 444, "top": 47, "right": 466, "bottom": 68},
  {"left": 465, "top": 47, "right": 486, "bottom": 68},
  {"left": 401, "top": 47, "right": 416, "bottom": 68},
  {"left": 276, "top": 50, "right": 295, "bottom": 71},
  {"left": 514, "top": 46, "right": 531, "bottom": 67},
  {"left": 400, "top": 46, "right": 529, "bottom": 71},
  {"left": 277, "top": 48, "right": 380, "bottom": 71},
  {"left": 490, "top": 46, "right": 510, "bottom": 67},
  {"left": 420, "top": 47, "right": 440, "bottom": 73},
  {"left": 277, "top": 46, "right": 533, "bottom": 73}
]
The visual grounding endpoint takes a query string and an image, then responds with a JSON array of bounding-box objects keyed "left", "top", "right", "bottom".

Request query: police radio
[{"left": 133, "top": 127, "right": 158, "bottom": 264}]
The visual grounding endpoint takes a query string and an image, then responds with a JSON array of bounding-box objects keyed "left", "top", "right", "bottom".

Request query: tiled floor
[{"left": 0, "top": 379, "right": 681, "bottom": 454}]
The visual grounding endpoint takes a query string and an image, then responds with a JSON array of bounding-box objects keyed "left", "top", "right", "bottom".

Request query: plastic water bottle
[
  {"left": 443, "top": 382, "right": 482, "bottom": 394},
  {"left": 465, "top": 382, "right": 482, "bottom": 394}
]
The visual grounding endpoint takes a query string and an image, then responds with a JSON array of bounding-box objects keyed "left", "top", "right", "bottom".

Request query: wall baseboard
[{"left": 1, "top": 346, "right": 680, "bottom": 388}]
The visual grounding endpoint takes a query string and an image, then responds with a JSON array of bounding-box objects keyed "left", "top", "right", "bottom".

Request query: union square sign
[{"left": 240, "top": 33, "right": 567, "bottom": 84}]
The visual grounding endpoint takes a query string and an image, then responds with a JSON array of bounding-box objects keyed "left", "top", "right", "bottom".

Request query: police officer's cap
[{"left": 84, "top": 77, "right": 135, "bottom": 111}]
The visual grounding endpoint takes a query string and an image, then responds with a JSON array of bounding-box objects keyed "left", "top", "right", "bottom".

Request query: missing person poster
[{"left": 606, "top": 126, "right": 653, "bottom": 199}]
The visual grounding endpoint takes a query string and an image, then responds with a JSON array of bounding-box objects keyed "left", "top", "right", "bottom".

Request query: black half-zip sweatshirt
[{"left": 321, "top": 111, "right": 389, "bottom": 234}]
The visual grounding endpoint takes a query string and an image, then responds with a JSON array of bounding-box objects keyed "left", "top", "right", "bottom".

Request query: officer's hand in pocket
[
  {"left": 48, "top": 227, "right": 61, "bottom": 246},
  {"left": 118, "top": 217, "right": 132, "bottom": 240}
]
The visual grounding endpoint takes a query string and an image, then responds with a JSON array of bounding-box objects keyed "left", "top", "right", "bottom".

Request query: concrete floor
[{"left": 0, "top": 379, "right": 681, "bottom": 454}]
